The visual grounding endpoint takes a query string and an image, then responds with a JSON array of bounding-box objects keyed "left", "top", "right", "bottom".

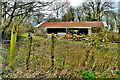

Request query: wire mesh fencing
[{"left": 1, "top": 34, "right": 119, "bottom": 78}]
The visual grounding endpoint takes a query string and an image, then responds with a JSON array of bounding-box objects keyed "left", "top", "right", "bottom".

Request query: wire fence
[{"left": 1, "top": 35, "right": 119, "bottom": 78}]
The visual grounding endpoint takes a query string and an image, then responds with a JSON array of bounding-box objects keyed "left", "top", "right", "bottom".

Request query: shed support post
[{"left": 88, "top": 28, "right": 92, "bottom": 36}]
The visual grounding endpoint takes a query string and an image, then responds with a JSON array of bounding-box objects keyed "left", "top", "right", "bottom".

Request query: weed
[{"left": 82, "top": 70, "right": 96, "bottom": 78}]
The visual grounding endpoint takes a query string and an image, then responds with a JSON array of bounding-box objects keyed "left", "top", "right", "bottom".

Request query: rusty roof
[{"left": 38, "top": 21, "right": 104, "bottom": 28}]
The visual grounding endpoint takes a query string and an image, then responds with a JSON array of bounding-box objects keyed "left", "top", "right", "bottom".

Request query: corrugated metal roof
[{"left": 38, "top": 21, "right": 104, "bottom": 28}]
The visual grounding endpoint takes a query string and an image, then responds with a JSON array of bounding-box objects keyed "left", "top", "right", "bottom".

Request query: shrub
[
  {"left": 82, "top": 70, "right": 96, "bottom": 78},
  {"left": 92, "top": 27, "right": 102, "bottom": 33},
  {"left": 107, "top": 32, "right": 120, "bottom": 43}
]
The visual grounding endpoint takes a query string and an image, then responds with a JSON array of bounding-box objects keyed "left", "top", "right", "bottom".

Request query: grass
[{"left": 1, "top": 35, "right": 120, "bottom": 78}]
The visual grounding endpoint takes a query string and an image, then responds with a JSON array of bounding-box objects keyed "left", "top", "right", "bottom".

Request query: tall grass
[{"left": 2, "top": 35, "right": 119, "bottom": 78}]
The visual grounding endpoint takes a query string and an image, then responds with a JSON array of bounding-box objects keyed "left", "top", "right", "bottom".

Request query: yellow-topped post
[{"left": 9, "top": 24, "right": 18, "bottom": 69}]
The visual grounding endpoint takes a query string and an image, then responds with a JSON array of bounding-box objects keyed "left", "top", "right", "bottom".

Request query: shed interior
[{"left": 47, "top": 28, "right": 88, "bottom": 35}]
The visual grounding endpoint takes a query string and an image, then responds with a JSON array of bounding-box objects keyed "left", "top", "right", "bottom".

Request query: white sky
[{"left": 69, "top": 0, "right": 85, "bottom": 7}]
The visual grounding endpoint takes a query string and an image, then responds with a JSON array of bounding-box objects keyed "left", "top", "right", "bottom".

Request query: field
[{"left": 1, "top": 34, "right": 120, "bottom": 79}]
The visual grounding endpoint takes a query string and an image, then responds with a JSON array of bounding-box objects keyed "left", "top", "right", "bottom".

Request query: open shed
[{"left": 36, "top": 21, "right": 104, "bottom": 36}]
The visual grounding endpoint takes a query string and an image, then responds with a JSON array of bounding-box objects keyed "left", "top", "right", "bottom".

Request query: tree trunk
[{"left": 2, "top": 2, "right": 16, "bottom": 40}]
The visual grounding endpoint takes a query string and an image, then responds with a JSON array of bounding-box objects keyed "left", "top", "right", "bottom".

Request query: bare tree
[
  {"left": 76, "top": 0, "right": 117, "bottom": 31},
  {"left": 30, "top": 12, "right": 45, "bottom": 26},
  {"left": 76, "top": 6, "right": 85, "bottom": 21},
  {"left": 46, "top": 0, "right": 70, "bottom": 22},
  {"left": 78, "top": 0, "right": 115, "bottom": 21},
  {"left": 1, "top": 0, "right": 57, "bottom": 39},
  {"left": 62, "top": 6, "right": 75, "bottom": 21},
  {"left": 50, "top": 0, "right": 69, "bottom": 19}
]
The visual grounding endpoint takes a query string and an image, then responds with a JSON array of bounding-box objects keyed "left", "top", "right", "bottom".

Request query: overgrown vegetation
[
  {"left": 0, "top": 0, "right": 120, "bottom": 79},
  {"left": 107, "top": 32, "right": 120, "bottom": 43},
  {"left": 2, "top": 34, "right": 120, "bottom": 78}
]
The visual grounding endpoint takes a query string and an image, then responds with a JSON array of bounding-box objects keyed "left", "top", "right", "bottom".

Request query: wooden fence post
[
  {"left": 91, "top": 52, "right": 95, "bottom": 68},
  {"left": 26, "top": 33, "right": 32, "bottom": 70},
  {"left": 9, "top": 25, "right": 18, "bottom": 69},
  {"left": 83, "top": 50, "right": 89, "bottom": 67},
  {"left": 51, "top": 33, "right": 55, "bottom": 73},
  {"left": 63, "top": 54, "right": 65, "bottom": 68}
]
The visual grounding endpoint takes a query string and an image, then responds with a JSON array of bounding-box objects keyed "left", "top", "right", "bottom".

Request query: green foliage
[
  {"left": 18, "top": 36, "right": 28, "bottom": 39},
  {"left": 30, "top": 55, "right": 34, "bottom": 60},
  {"left": 15, "top": 58, "right": 21, "bottom": 63},
  {"left": 117, "top": 76, "right": 120, "bottom": 80},
  {"left": 20, "top": 48, "right": 27, "bottom": 54},
  {"left": 116, "top": 70, "right": 120, "bottom": 75},
  {"left": 92, "top": 27, "right": 102, "bottom": 33},
  {"left": 35, "top": 43, "right": 40, "bottom": 47},
  {"left": 56, "top": 58, "right": 63, "bottom": 62},
  {"left": 61, "top": 52, "right": 68, "bottom": 55},
  {"left": 3, "top": 74, "right": 8, "bottom": 77},
  {"left": 82, "top": 70, "right": 96, "bottom": 78},
  {"left": 60, "top": 74, "right": 65, "bottom": 79},
  {"left": 90, "top": 27, "right": 108, "bottom": 45}
]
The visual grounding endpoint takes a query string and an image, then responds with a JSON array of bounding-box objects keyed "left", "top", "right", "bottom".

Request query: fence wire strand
[{"left": 1, "top": 36, "right": 119, "bottom": 78}]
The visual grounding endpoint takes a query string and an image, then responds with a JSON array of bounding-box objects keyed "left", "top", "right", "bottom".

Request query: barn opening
[
  {"left": 47, "top": 28, "right": 88, "bottom": 34},
  {"left": 78, "top": 28, "right": 88, "bottom": 35},
  {"left": 68, "top": 28, "right": 88, "bottom": 35},
  {"left": 47, "top": 28, "right": 66, "bottom": 34}
]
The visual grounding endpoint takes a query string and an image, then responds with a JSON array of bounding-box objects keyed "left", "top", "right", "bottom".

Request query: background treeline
[{"left": 0, "top": 0, "right": 120, "bottom": 40}]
